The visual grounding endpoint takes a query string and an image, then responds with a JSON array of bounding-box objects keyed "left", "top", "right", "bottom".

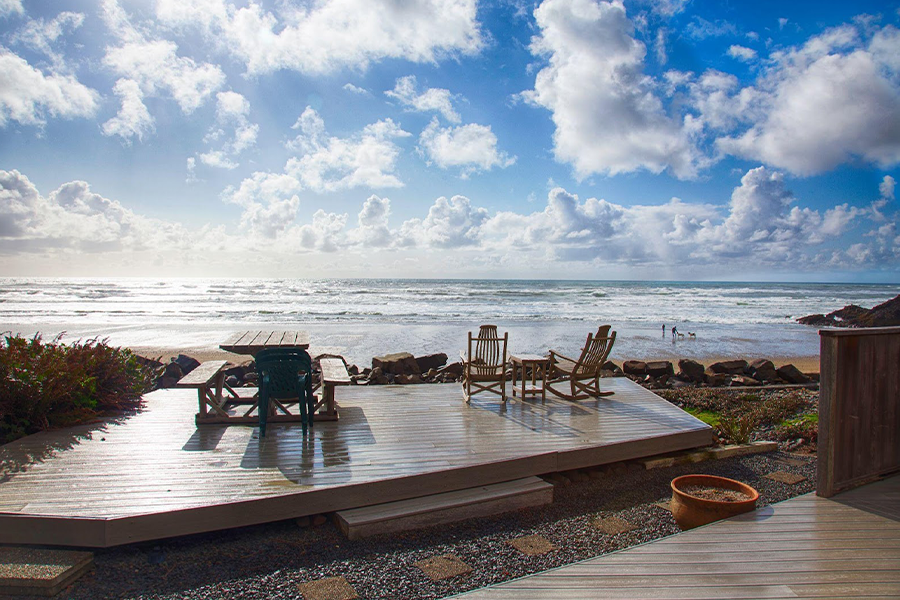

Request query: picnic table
[{"left": 219, "top": 330, "right": 310, "bottom": 356}]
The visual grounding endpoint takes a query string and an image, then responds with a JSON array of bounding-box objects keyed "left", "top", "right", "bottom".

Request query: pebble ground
[{"left": 29, "top": 450, "right": 818, "bottom": 600}]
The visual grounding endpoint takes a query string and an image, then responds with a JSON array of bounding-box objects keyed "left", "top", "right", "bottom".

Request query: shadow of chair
[
  {"left": 255, "top": 348, "right": 314, "bottom": 436},
  {"left": 461, "top": 324, "right": 509, "bottom": 403},
  {"left": 546, "top": 325, "right": 616, "bottom": 401}
]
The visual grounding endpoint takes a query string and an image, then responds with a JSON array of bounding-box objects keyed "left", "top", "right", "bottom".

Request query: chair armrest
[{"left": 548, "top": 350, "right": 577, "bottom": 364}]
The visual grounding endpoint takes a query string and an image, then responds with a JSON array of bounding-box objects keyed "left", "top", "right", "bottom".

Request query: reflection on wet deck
[{"left": 0, "top": 379, "right": 712, "bottom": 547}]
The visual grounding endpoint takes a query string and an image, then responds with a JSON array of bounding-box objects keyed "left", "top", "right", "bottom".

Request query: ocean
[{"left": 1, "top": 278, "right": 896, "bottom": 367}]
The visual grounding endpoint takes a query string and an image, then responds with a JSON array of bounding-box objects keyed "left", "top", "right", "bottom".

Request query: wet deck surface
[
  {"left": 0, "top": 379, "right": 711, "bottom": 546},
  {"left": 456, "top": 474, "right": 900, "bottom": 599}
]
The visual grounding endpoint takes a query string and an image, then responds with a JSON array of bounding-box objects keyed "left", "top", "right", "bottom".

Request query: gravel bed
[{"left": 26, "top": 450, "right": 818, "bottom": 600}]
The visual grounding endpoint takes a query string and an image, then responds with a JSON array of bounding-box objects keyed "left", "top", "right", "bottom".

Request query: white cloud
[
  {"left": 343, "top": 83, "right": 371, "bottom": 96},
  {"left": 685, "top": 17, "right": 737, "bottom": 40},
  {"left": 155, "top": 0, "right": 482, "bottom": 76},
  {"left": 418, "top": 118, "right": 515, "bottom": 176},
  {"left": 881, "top": 175, "right": 896, "bottom": 200},
  {"left": 524, "top": 0, "right": 702, "bottom": 179},
  {"left": 298, "top": 209, "right": 348, "bottom": 252},
  {"left": 0, "top": 48, "right": 99, "bottom": 126},
  {"left": 0, "top": 169, "right": 184, "bottom": 252},
  {"left": 221, "top": 171, "right": 303, "bottom": 237},
  {"left": 102, "top": 78, "right": 154, "bottom": 142},
  {"left": 0, "top": 0, "right": 22, "bottom": 17},
  {"left": 717, "top": 24, "right": 900, "bottom": 175},
  {"left": 400, "top": 195, "right": 489, "bottom": 248},
  {"left": 10, "top": 11, "right": 84, "bottom": 68},
  {"left": 727, "top": 44, "right": 757, "bottom": 62},
  {"left": 198, "top": 91, "right": 258, "bottom": 169},
  {"left": 649, "top": 0, "right": 689, "bottom": 18},
  {"left": 347, "top": 194, "right": 393, "bottom": 247},
  {"left": 386, "top": 75, "right": 460, "bottom": 122},
  {"left": 285, "top": 107, "right": 411, "bottom": 192},
  {"left": 102, "top": 0, "right": 225, "bottom": 116}
]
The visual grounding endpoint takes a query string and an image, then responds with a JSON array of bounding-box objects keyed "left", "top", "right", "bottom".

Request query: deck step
[
  {"left": 0, "top": 547, "right": 94, "bottom": 597},
  {"left": 334, "top": 477, "right": 554, "bottom": 540}
]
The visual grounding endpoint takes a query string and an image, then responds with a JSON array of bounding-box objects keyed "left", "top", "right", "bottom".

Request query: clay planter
[{"left": 670, "top": 474, "right": 759, "bottom": 530}]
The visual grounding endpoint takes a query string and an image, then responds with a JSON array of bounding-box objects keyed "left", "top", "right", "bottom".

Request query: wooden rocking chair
[
  {"left": 546, "top": 325, "right": 616, "bottom": 400},
  {"left": 461, "top": 324, "right": 509, "bottom": 403}
]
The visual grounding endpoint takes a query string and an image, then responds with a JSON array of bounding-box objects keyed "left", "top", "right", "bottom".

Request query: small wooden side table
[{"left": 510, "top": 354, "right": 550, "bottom": 401}]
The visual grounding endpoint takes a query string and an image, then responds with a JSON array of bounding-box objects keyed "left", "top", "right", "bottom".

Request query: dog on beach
[
  {"left": 677, "top": 332, "right": 685, "bottom": 339},
  {"left": 688, "top": 332, "right": 696, "bottom": 338}
]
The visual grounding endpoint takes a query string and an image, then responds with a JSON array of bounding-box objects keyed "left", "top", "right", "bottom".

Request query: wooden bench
[
  {"left": 175, "top": 360, "right": 242, "bottom": 423},
  {"left": 313, "top": 357, "right": 352, "bottom": 420}
]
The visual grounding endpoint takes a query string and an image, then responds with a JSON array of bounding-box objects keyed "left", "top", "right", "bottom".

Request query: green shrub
[
  {"left": 775, "top": 412, "right": 818, "bottom": 444},
  {"left": 718, "top": 413, "right": 758, "bottom": 444},
  {"left": 0, "top": 334, "right": 154, "bottom": 444}
]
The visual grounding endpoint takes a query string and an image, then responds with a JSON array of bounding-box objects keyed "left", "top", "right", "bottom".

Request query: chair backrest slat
[
  {"left": 468, "top": 324, "right": 507, "bottom": 376},
  {"left": 574, "top": 325, "right": 615, "bottom": 376}
]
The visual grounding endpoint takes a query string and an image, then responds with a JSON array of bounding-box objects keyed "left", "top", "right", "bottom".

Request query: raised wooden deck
[
  {"left": 455, "top": 474, "right": 900, "bottom": 599},
  {"left": 0, "top": 379, "right": 711, "bottom": 547}
]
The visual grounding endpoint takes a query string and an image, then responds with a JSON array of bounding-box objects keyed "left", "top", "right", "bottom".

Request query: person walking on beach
[
  {"left": 662, "top": 324, "right": 666, "bottom": 337},
  {"left": 671, "top": 325, "right": 678, "bottom": 339}
]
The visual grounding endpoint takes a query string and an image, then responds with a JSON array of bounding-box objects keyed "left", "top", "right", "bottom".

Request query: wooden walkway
[
  {"left": 0, "top": 379, "right": 711, "bottom": 547},
  {"left": 456, "top": 474, "right": 900, "bottom": 599}
]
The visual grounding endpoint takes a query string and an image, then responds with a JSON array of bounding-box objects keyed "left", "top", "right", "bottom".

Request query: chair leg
[{"left": 259, "top": 391, "right": 269, "bottom": 438}]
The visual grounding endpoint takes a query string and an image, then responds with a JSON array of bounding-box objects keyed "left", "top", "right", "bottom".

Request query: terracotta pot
[{"left": 670, "top": 474, "right": 759, "bottom": 530}]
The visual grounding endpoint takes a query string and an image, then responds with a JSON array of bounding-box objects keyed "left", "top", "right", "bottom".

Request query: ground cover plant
[
  {"left": 0, "top": 334, "right": 154, "bottom": 443},
  {"left": 658, "top": 388, "right": 818, "bottom": 451}
]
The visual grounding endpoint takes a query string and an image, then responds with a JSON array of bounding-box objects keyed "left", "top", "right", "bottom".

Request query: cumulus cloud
[
  {"left": 346, "top": 195, "right": 392, "bottom": 247},
  {"left": 386, "top": 75, "right": 460, "bottom": 122},
  {"left": 285, "top": 107, "right": 411, "bottom": 192},
  {"left": 221, "top": 171, "right": 303, "bottom": 237},
  {"left": 716, "top": 24, "right": 900, "bottom": 175},
  {"left": 400, "top": 195, "right": 489, "bottom": 248},
  {"left": 0, "top": 48, "right": 99, "bottom": 126},
  {"left": 343, "top": 83, "right": 371, "bottom": 96},
  {"left": 102, "top": 0, "right": 225, "bottom": 117},
  {"left": 0, "top": 169, "right": 184, "bottom": 252},
  {"left": 10, "top": 11, "right": 84, "bottom": 69},
  {"left": 102, "top": 78, "right": 154, "bottom": 142},
  {"left": 727, "top": 45, "right": 757, "bottom": 62},
  {"left": 0, "top": 0, "right": 22, "bottom": 17},
  {"left": 524, "top": 0, "right": 702, "bottom": 180},
  {"left": 155, "top": 0, "right": 482, "bottom": 76},
  {"left": 418, "top": 118, "right": 515, "bottom": 176},
  {"left": 198, "top": 91, "right": 258, "bottom": 169}
]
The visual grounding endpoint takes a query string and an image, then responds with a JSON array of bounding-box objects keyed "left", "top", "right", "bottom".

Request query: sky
[{"left": 0, "top": 0, "right": 899, "bottom": 281}]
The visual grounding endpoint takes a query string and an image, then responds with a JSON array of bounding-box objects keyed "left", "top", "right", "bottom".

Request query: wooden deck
[
  {"left": 0, "top": 379, "right": 712, "bottom": 547},
  {"left": 455, "top": 474, "right": 900, "bottom": 599}
]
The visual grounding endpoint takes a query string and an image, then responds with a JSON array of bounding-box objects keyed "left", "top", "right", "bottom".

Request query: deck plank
[
  {"left": 454, "top": 475, "right": 900, "bottom": 599},
  {"left": 0, "top": 378, "right": 711, "bottom": 546}
]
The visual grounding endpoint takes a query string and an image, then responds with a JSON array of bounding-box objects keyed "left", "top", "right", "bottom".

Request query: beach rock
[
  {"left": 415, "top": 353, "right": 448, "bottom": 372},
  {"left": 173, "top": 354, "right": 201, "bottom": 375},
  {"left": 163, "top": 362, "right": 184, "bottom": 381},
  {"left": 705, "top": 373, "right": 732, "bottom": 387},
  {"left": 623, "top": 360, "right": 647, "bottom": 376},
  {"left": 677, "top": 359, "right": 705, "bottom": 383},
  {"left": 796, "top": 313, "right": 833, "bottom": 327},
  {"left": 395, "top": 373, "right": 424, "bottom": 385},
  {"left": 777, "top": 364, "right": 810, "bottom": 384},
  {"left": 646, "top": 361, "right": 674, "bottom": 378},
  {"left": 853, "top": 295, "right": 900, "bottom": 327},
  {"left": 437, "top": 362, "right": 463, "bottom": 378},
  {"left": 829, "top": 304, "right": 868, "bottom": 322},
  {"left": 707, "top": 359, "right": 749, "bottom": 375},
  {"left": 748, "top": 359, "right": 777, "bottom": 382},
  {"left": 602, "top": 360, "right": 622, "bottom": 374},
  {"left": 225, "top": 375, "right": 240, "bottom": 387},
  {"left": 224, "top": 360, "right": 254, "bottom": 381},
  {"left": 730, "top": 374, "right": 761, "bottom": 387},
  {"left": 157, "top": 376, "right": 178, "bottom": 389},
  {"left": 372, "top": 352, "right": 421, "bottom": 375},
  {"left": 243, "top": 371, "right": 258, "bottom": 384}
]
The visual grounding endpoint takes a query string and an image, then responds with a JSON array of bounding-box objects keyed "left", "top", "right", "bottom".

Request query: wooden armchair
[
  {"left": 461, "top": 324, "right": 509, "bottom": 403},
  {"left": 546, "top": 325, "right": 616, "bottom": 400}
]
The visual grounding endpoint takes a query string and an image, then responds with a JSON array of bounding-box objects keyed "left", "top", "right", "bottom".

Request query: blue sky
[{"left": 0, "top": 0, "right": 899, "bottom": 281}]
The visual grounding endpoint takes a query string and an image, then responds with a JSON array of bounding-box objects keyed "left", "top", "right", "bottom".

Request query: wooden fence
[{"left": 818, "top": 326, "right": 900, "bottom": 497}]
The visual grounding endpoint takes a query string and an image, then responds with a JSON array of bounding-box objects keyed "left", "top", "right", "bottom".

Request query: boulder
[
  {"left": 163, "top": 362, "right": 184, "bottom": 380},
  {"left": 796, "top": 313, "right": 834, "bottom": 327},
  {"left": 415, "top": 353, "right": 448, "bottom": 372},
  {"left": 224, "top": 360, "right": 254, "bottom": 380},
  {"left": 730, "top": 374, "right": 761, "bottom": 387},
  {"left": 705, "top": 373, "right": 732, "bottom": 387},
  {"left": 372, "top": 352, "right": 421, "bottom": 375},
  {"left": 854, "top": 295, "right": 900, "bottom": 327},
  {"left": 646, "top": 360, "right": 674, "bottom": 378},
  {"left": 828, "top": 304, "right": 868, "bottom": 322},
  {"left": 173, "top": 354, "right": 201, "bottom": 375},
  {"left": 243, "top": 371, "right": 258, "bottom": 384},
  {"left": 623, "top": 360, "right": 648, "bottom": 376},
  {"left": 437, "top": 362, "right": 463, "bottom": 378},
  {"left": 777, "top": 364, "right": 810, "bottom": 384},
  {"left": 748, "top": 358, "right": 777, "bottom": 382},
  {"left": 395, "top": 373, "right": 424, "bottom": 384},
  {"left": 707, "top": 359, "right": 749, "bottom": 375},
  {"left": 602, "top": 360, "right": 622, "bottom": 374},
  {"left": 677, "top": 359, "right": 705, "bottom": 383}
]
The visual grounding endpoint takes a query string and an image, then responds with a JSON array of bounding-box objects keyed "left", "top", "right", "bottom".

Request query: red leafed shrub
[{"left": 0, "top": 334, "right": 154, "bottom": 444}]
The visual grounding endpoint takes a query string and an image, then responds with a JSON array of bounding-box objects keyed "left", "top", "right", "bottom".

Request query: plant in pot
[{"left": 670, "top": 474, "right": 759, "bottom": 530}]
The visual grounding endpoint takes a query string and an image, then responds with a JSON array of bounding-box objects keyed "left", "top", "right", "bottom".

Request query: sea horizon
[{"left": 2, "top": 278, "right": 897, "bottom": 369}]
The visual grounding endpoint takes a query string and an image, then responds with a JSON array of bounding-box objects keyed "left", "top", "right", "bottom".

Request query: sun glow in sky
[{"left": 1, "top": 0, "right": 899, "bottom": 281}]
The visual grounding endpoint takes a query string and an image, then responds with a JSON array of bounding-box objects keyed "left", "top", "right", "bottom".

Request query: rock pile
[
  {"left": 147, "top": 351, "right": 815, "bottom": 392},
  {"left": 798, "top": 294, "right": 900, "bottom": 327},
  {"left": 617, "top": 358, "right": 815, "bottom": 390}
]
